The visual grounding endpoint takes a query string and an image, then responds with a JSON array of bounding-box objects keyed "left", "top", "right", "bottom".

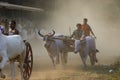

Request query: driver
[{"left": 70, "top": 23, "right": 85, "bottom": 53}]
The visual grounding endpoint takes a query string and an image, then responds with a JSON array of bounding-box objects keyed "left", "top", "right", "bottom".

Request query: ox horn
[
  {"left": 38, "top": 30, "right": 45, "bottom": 37},
  {"left": 50, "top": 30, "right": 55, "bottom": 36}
]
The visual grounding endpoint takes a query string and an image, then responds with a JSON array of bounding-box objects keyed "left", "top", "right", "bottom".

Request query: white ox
[
  {"left": 38, "top": 30, "right": 67, "bottom": 67},
  {"left": 75, "top": 36, "right": 98, "bottom": 67},
  {"left": 0, "top": 30, "right": 25, "bottom": 80}
]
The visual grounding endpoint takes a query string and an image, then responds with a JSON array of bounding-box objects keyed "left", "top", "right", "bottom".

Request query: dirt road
[
  {"left": 3, "top": 62, "right": 118, "bottom": 80},
  {"left": 1, "top": 39, "right": 120, "bottom": 80}
]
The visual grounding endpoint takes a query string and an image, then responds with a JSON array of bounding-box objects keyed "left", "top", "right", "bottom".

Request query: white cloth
[{"left": 74, "top": 40, "right": 81, "bottom": 52}]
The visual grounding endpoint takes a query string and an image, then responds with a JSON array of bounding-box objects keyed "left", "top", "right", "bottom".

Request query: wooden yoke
[
  {"left": 53, "top": 37, "right": 74, "bottom": 44},
  {"left": 52, "top": 37, "right": 75, "bottom": 47},
  {"left": 52, "top": 36, "right": 75, "bottom": 52}
]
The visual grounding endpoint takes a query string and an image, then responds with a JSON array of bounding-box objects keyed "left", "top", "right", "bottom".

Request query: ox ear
[{"left": 38, "top": 30, "right": 45, "bottom": 37}]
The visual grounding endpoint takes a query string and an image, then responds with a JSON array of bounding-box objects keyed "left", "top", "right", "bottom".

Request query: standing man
[
  {"left": 9, "top": 20, "right": 19, "bottom": 35},
  {"left": 82, "top": 18, "right": 96, "bottom": 39},
  {"left": 82, "top": 18, "right": 99, "bottom": 62},
  {"left": 70, "top": 23, "right": 84, "bottom": 53}
]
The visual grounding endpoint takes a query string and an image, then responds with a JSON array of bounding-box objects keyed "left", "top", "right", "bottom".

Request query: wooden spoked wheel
[{"left": 23, "top": 42, "right": 33, "bottom": 80}]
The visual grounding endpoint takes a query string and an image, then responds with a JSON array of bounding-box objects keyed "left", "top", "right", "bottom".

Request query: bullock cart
[
  {"left": 38, "top": 30, "right": 97, "bottom": 67},
  {"left": 53, "top": 36, "right": 75, "bottom": 52}
]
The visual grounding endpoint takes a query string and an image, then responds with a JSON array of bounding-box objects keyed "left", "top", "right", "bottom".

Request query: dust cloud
[
  {"left": 1, "top": 0, "right": 120, "bottom": 79},
  {"left": 26, "top": 0, "right": 120, "bottom": 74},
  {"left": 35, "top": 0, "right": 120, "bottom": 65}
]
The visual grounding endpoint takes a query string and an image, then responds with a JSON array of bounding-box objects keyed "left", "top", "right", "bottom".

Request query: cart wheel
[{"left": 23, "top": 42, "right": 33, "bottom": 80}]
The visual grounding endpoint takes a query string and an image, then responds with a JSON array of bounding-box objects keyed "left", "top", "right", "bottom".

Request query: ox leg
[
  {"left": 61, "top": 52, "right": 68, "bottom": 65},
  {"left": 0, "top": 51, "right": 8, "bottom": 78},
  {"left": 89, "top": 52, "right": 95, "bottom": 65},
  {"left": 63, "top": 52, "right": 68, "bottom": 64},
  {"left": 79, "top": 51, "right": 87, "bottom": 68},
  {"left": 50, "top": 56, "right": 55, "bottom": 67},
  {"left": 19, "top": 51, "right": 25, "bottom": 80},
  {"left": 60, "top": 53, "right": 63, "bottom": 65},
  {"left": 60, "top": 53, "right": 66, "bottom": 65},
  {"left": 94, "top": 52, "right": 98, "bottom": 63},
  {"left": 56, "top": 54, "right": 60, "bottom": 64},
  {"left": 89, "top": 50, "right": 97, "bottom": 66},
  {"left": 10, "top": 61, "right": 15, "bottom": 80},
  {"left": 19, "top": 61, "right": 24, "bottom": 80}
]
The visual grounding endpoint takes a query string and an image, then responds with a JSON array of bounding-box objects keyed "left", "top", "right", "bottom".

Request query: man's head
[
  {"left": 9, "top": 20, "right": 16, "bottom": 30},
  {"left": 76, "top": 23, "right": 82, "bottom": 30},
  {"left": 83, "top": 18, "right": 88, "bottom": 24}
]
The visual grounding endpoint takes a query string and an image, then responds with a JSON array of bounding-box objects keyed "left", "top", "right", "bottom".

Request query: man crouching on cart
[{"left": 70, "top": 23, "right": 85, "bottom": 54}]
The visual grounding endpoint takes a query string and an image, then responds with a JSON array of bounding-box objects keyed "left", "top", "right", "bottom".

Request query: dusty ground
[
  {"left": 0, "top": 39, "right": 120, "bottom": 80},
  {"left": 1, "top": 60, "right": 120, "bottom": 80}
]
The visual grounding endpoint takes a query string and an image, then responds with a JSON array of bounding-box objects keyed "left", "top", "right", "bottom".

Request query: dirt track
[
  {"left": 2, "top": 62, "right": 115, "bottom": 80},
  {"left": 0, "top": 39, "right": 119, "bottom": 80}
]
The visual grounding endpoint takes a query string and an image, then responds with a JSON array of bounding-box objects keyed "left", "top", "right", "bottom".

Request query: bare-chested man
[{"left": 82, "top": 18, "right": 96, "bottom": 39}]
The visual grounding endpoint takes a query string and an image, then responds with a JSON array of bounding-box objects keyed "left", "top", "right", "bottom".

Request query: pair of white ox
[
  {"left": 38, "top": 30, "right": 98, "bottom": 68},
  {"left": 0, "top": 30, "right": 25, "bottom": 80}
]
